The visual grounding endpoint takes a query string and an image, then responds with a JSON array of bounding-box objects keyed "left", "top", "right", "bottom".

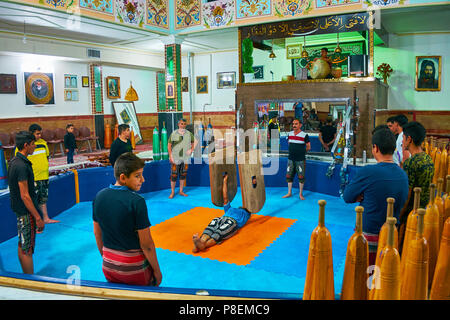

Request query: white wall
[
  {"left": 0, "top": 54, "right": 158, "bottom": 119},
  {"left": 181, "top": 50, "right": 238, "bottom": 113},
  {"left": 374, "top": 33, "right": 450, "bottom": 110}
]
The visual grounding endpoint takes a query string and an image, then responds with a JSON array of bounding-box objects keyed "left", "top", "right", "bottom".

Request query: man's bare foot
[
  {"left": 282, "top": 193, "right": 292, "bottom": 198},
  {"left": 169, "top": 192, "right": 175, "bottom": 199},
  {"left": 180, "top": 191, "right": 188, "bottom": 197},
  {"left": 299, "top": 194, "right": 305, "bottom": 200},
  {"left": 192, "top": 233, "right": 205, "bottom": 253},
  {"left": 44, "top": 219, "right": 59, "bottom": 224}
]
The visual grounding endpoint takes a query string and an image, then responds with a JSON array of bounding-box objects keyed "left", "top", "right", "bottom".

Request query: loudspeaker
[{"left": 348, "top": 55, "right": 368, "bottom": 77}]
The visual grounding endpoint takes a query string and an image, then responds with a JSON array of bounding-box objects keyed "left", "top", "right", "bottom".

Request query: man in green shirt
[
  {"left": 399, "top": 121, "right": 434, "bottom": 253},
  {"left": 168, "top": 118, "right": 197, "bottom": 199}
]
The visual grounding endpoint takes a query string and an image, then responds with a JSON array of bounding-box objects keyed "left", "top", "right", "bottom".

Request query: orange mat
[{"left": 151, "top": 207, "right": 296, "bottom": 265}]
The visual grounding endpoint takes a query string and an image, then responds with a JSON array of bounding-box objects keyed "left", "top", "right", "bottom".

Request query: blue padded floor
[{"left": 0, "top": 187, "right": 357, "bottom": 296}]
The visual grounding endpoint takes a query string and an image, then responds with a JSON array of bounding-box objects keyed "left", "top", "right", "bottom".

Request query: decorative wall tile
[
  {"left": 236, "top": 0, "right": 271, "bottom": 19},
  {"left": 43, "top": 0, "right": 69, "bottom": 9},
  {"left": 115, "top": 0, "right": 146, "bottom": 27},
  {"left": 202, "top": 0, "right": 235, "bottom": 28},
  {"left": 316, "top": 0, "right": 360, "bottom": 9},
  {"left": 79, "top": 0, "right": 114, "bottom": 15},
  {"left": 175, "top": 0, "right": 201, "bottom": 29},
  {"left": 274, "top": 0, "right": 312, "bottom": 17},
  {"left": 363, "top": 0, "right": 406, "bottom": 7},
  {"left": 147, "top": 0, "right": 169, "bottom": 28}
]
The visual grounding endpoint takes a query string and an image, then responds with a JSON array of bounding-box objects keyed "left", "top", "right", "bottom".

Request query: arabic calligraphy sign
[{"left": 240, "top": 12, "right": 370, "bottom": 41}]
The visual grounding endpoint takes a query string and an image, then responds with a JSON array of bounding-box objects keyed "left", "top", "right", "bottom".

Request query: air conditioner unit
[{"left": 87, "top": 48, "right": 101, "bottom": 59}]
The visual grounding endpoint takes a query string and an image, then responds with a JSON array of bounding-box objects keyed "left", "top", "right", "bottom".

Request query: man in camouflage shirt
[{"left": 399, "top": 121, "right": 434, "bottom": 253}]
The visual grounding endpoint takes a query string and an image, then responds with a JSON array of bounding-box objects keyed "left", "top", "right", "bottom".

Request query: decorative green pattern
[{"left": 93, "top": 65, "right": 103, "bottom": 113}]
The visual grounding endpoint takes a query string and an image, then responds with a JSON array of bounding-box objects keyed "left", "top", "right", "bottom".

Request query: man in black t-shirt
[
  {"left": 319, "top": 117, "right": 337, "bottom": 152},
  {"left": 109, "top": 124, "right": 132, "bottom": 167},
  {"left": 8, "top": 131, "right": 45, "bottom": 274}
]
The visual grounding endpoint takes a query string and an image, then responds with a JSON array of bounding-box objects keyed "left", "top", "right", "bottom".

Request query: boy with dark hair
[
  {"left": 283, "top": 118, "right": 311, "bottom": 200},
  {"left": 15, "top": 124, "right": 58, "bottom": 224},
  {"left": 398, "top": 121, "right": 434, "bottom": 252},
  {"left": 343, "top": 126, "right": 408, "bottom": 265},
  {"left": 63, "top": 124, "right": 78, "bottom": 164},
  {"left": 192, "top": 173, "right": 252, "bottom": 253},
  {"left": 93, "top": 152, "right": 162, "bottom": 286},
  {"left": 8, "top": 131, "right": 45, "bottom": 274},
  {"left": 109, "top": 123, "right": 132, "bottom": 167}
]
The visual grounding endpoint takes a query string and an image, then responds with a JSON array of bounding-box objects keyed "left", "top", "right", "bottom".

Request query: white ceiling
[{"left": 0, "top": 2, "right": 448, "bottom": 56}]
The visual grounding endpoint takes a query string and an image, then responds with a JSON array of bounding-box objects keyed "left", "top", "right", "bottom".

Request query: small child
[
  {"left": 93, "top": 152, "right": 162, "bottom": 286},
  {"left": 192, "top": 173, "right": 252, "bottom": 253},
  {"left": 15, "top": 124, "right": 59, "bottom": 224},
  {"left": 63, "top": 124, "right": 78, "bottom": 164}
]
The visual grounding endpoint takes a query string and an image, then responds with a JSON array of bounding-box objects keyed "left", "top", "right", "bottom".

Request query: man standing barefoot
[{"left": 283, "top": 118, "right": 311, "bottom": 200}]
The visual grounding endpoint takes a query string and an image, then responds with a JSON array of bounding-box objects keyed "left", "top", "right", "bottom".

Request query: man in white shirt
[{"left": 387, "top": 114, "right": 410, "bottom": 167}]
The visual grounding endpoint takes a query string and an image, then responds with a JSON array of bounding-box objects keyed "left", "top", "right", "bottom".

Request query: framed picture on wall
[
  {"left": 196, "top": 76, "right": 208, "bottom": 94},
  {"left": 166, "top": 81, "right": 175, "bottom": 98},
  {"left": 24, "top": 72, "right": 55, "bottom": 105},
  {"left": 112, "top": 101, "right": 143, "bottom": 144},
  {"left": 82, "top": 76, "right": 89, "bottom": 88},
  {"left": 0, "top": 74, "right": 17, "bottom": 93},
  {"left": 217, "top": 72, "right": 236, "bottom": 89},
  {"left": 253, "top": 66, "right": 264, "bottom": 79},
  {"left": 64, "top": 89, "right": 79, "bottom": 101},
  {"left": 286, "top": 44, "right": 302, "bottom": 59},
  {"left": 415, "top": 56, "right": 441, "bottom": 91},
  {"left": 64, "top": 74, "right": 77, "bottom": 88},
  {"left": 181, "top": 77, "right": 189, "bottom": 92},
  {"left": 106, "top": 76, "right": 120, "bottom": 99}
]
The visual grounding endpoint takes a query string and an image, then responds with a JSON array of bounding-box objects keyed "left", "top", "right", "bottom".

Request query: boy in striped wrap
[{"left": 93, "top": 153, "right": 162, "bottom": 286}]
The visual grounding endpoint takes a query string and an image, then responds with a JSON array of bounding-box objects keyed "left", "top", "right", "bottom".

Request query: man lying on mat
[
  {"left": 192, "top": 173, "right": 252, "bottom": 253},
  {"left": 93, "top": 152, "right": 162, "bottom": 286}
]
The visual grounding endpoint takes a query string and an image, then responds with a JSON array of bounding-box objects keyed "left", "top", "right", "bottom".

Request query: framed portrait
[
  {"left": 0, "top": 74, "right": 17, "bottom": 93},
  {"left": 286, "top": 44, "right": 302, "bottom": 59},
  {"left": 64, "top": 74, "right": 77, "bottom": 88},
  {"left": 24, "top": 72, "right": 55, "bottom": 105},
  {"left": 106, "top": 76, "right": 120, "bottom": 99},
  {"left": 181, "top": 77, "right": 189, "bottom": 92},
  {"left": 64, "top": 89, "right": 79, "bottom": 101},
  {"left": 415, "top": 56, "right": 441, "bottom": 91},
  {"left": 253, "top": 66, "right": 264, "bottom": 79},
  {"left": 196, "top": 76, "right": 208, "bottom": 94},
  {"left": 166, "top": 81, "right": 175, "bottom": 98},
  {"left": 217, "top": 72, "right": 236, "bottom": 89},
  {"left": 112, "top": 101, "right": 143, "bottom": 144},
  {"left": 82, "top": 76, "right": 89, "bottom": 88}
]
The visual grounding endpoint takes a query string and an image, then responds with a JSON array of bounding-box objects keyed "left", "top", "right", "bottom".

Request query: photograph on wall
[
  {"left": 0, "top": 74, "right": 17, "bottom": 93},
  {"left": 24, "top": 72, "right": 55, "bottom": 105},
  {"left": 415, "top": 56, "right": 441, "bottom": 91},
  {"left": 253, "top": 65, "right": 264, "bottom": 79},
  {"left": 112, "top": 101, "right": 143, "bottom": 144},
  {"left": 217, "top": 72, "right": 236, "bottom": 89},
  {"left": 196, "top": 75, "right": 208, "bottom": 94},
  {"left": 106, "top": 76, "right": 120, "bottom": 99},
  {"left": 64, "top": 74, "right": 77, "bottom": 88},
  {"left": 64, "top": 89, "right": 79, "bottom": 101},
  {"left": 166, "top": 81, "right": 175, "bottom": 98},
  {"left": 82, "top": 76, "right": 90, "bottom": 87},
  {"left": 181, "top": 77, "right": 189, "bottom": 92}
]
